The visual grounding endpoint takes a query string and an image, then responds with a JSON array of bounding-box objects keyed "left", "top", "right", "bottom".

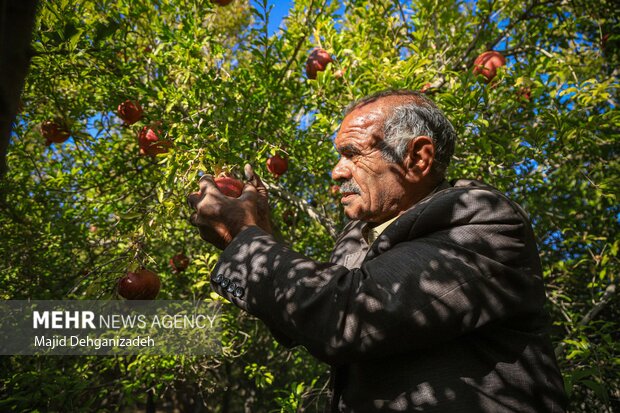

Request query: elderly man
[{"left": 188, "top": 90, "right": 567, "bottom": 412}]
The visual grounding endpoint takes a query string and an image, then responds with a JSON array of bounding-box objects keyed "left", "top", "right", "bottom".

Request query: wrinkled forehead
[
  {"left": 335, "top": 109, "right": 384, "bottom": 152},
  {"left": 340, "top": 95, "right": 418, "bottom": 131},
  {"left": 341, "top": 106, "right": 385, "bottom": 132},
  {"left": 336, "top": 97, "right": 405, "bottom": 149}
]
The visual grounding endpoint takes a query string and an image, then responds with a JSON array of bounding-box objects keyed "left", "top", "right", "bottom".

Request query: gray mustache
[{"left": 339, "top": 181, "right": 361, "bottom": 194}]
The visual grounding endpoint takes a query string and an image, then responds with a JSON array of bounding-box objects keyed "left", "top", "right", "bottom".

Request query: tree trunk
[{"left": 0, "top": 0, "right": 38, "bottom": 178}]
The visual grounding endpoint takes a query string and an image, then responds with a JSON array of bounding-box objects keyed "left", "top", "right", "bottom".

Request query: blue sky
[{"left": 252, "top": 0, "right": 294, "bottom": 35}]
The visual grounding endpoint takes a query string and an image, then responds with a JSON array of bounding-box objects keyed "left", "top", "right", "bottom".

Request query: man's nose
[{"left": 331, "top": 158, "right": 351, "bottom": 181}]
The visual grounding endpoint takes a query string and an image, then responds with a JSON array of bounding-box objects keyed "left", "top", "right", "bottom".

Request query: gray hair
[{"left": 345, "top": 90, "right": 456, "bottom": 177}]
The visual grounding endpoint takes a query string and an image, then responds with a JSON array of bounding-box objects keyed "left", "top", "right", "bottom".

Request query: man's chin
[
  {"left": 342, "top": 205, "right": 365, "bottom": 221},
  {"left": 343, "top": 205, "right": 385, "bottom": 223}
]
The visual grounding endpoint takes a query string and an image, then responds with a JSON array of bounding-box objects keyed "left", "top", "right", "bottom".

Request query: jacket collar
[{"left": 360, "top": 179, "right": 452, "bottom": 243}]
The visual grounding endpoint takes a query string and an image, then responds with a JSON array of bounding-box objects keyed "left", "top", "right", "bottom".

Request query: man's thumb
[{"left": 244, "top": 164, "right": 268, "bottom": 196}]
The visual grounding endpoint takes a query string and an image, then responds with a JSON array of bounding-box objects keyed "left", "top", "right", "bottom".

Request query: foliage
[{"left": 1, "top": 0, "right": 618, "bottom": 411}]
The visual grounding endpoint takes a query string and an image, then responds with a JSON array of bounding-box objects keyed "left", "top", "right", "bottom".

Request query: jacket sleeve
[{"left": 210, "top": 187, "right": 547, "bottom": 365}]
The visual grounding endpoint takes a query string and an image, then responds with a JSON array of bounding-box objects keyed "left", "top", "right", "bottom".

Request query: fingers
[
  {"left": 244, "top": 164, "right": 255, "bottom": 181},
  {"left": 244, "top": 163, "right": 268, "bottom": 197},
  {"left": 187, "top": 173, "right": 248, "bottom": 250},
  {"left": 198, "top": 174, "right": 215, "bottom": 194},
  {"left": 187, "top": 191, "right": 202, "bottom": 210},
  {"left": 187, "top": 174, "right": 215, "bottom": 210},
  {"left": 189, "top": 212, "right": 199, "bottom": 226},
  {"left": 244, "top": 164, "right": 264, "bottom": 188}
]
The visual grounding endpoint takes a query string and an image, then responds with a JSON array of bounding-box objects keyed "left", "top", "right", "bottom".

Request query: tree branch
[
  {"left": 578, "top": 283, "right": 617, "bottom": 327},
  {"left": 395, "top": 1, "right": 411, "bottom": 39},
  {"left": 554, "top": 283, "right": 617, "bottom": 357},
  {"left": 453, "top": 0, "right": 494, "bottom": 71},
  {"left": 248, "top": 0, "right": 326, "bottom": 152},
  {"left": 484, "top": 0, "right": 546, "bottom": 52},
  {"left": 263, "top": 180, "right": 338, "bottom": 239}
]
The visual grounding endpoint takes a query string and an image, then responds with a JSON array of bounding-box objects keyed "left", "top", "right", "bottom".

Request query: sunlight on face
[{"left": 331, "top": 101, "right": 410, "bottom": 223}]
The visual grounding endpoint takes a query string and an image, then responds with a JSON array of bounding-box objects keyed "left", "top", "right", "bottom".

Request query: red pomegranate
[
  {"left": 117, "top": 100, "right": 143, "bottom": 125},
  {"left": 472, "top": 51, "right": 506, "bottom": 83},
  {"left": 267, "top": 155, "right": 288, "bottom": 177},
  {"left": 138, "top": 124, "right": 171, "bottom": 156},
  {"left": 118, "top": 268, "right": 161, "bottom": 300},
  {"left": 305, "top": 48, "right": 333, "bottom": 80},
  {"left": 215, "top": 176, "right": 244, "bottom": 198},
  {"left": 170, "top": 253, "right": 190, "bottom": 272},
  {"left": 41, "top": 120, "right": 70, "bottom": 146}
]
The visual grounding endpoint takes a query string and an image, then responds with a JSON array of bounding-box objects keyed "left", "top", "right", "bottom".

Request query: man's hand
[
  {"left": 244, "top": 164, "right": 273, "bottom": 235},
  {"left": 187, "top": 174, "right": 259, "bottom": 249}
]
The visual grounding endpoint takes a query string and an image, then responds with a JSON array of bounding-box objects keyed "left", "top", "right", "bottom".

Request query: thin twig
[
  {"left": 454, "top": 0, "right": 494, "bottom": 71},
  {"left": 263, "top": 180, "right": 338, "bottom": 239},
  {"left": 554, "top": 283, "right": 617, "bottom": 357}
]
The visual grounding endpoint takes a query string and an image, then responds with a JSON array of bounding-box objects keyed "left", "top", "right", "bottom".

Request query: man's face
[{"left": 332, "top": 99, "right": 411, "bottom": 223}]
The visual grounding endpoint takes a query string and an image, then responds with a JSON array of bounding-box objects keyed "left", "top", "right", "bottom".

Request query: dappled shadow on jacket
[{"left": 211, "top": 179, "right": 567, "bottom": 412}]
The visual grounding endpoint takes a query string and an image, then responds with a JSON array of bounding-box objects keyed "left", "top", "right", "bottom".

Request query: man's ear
[{"left": 403, "top": 136, "right": 435, "bottom": 179}]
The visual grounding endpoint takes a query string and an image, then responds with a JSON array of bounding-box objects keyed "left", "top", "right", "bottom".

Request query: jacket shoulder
[
  {"left": 431, "top": 179, "right": 533, "bottom": 226},
  {"left": 380, "top": 179, "right": 534, "bottom": 244}
]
